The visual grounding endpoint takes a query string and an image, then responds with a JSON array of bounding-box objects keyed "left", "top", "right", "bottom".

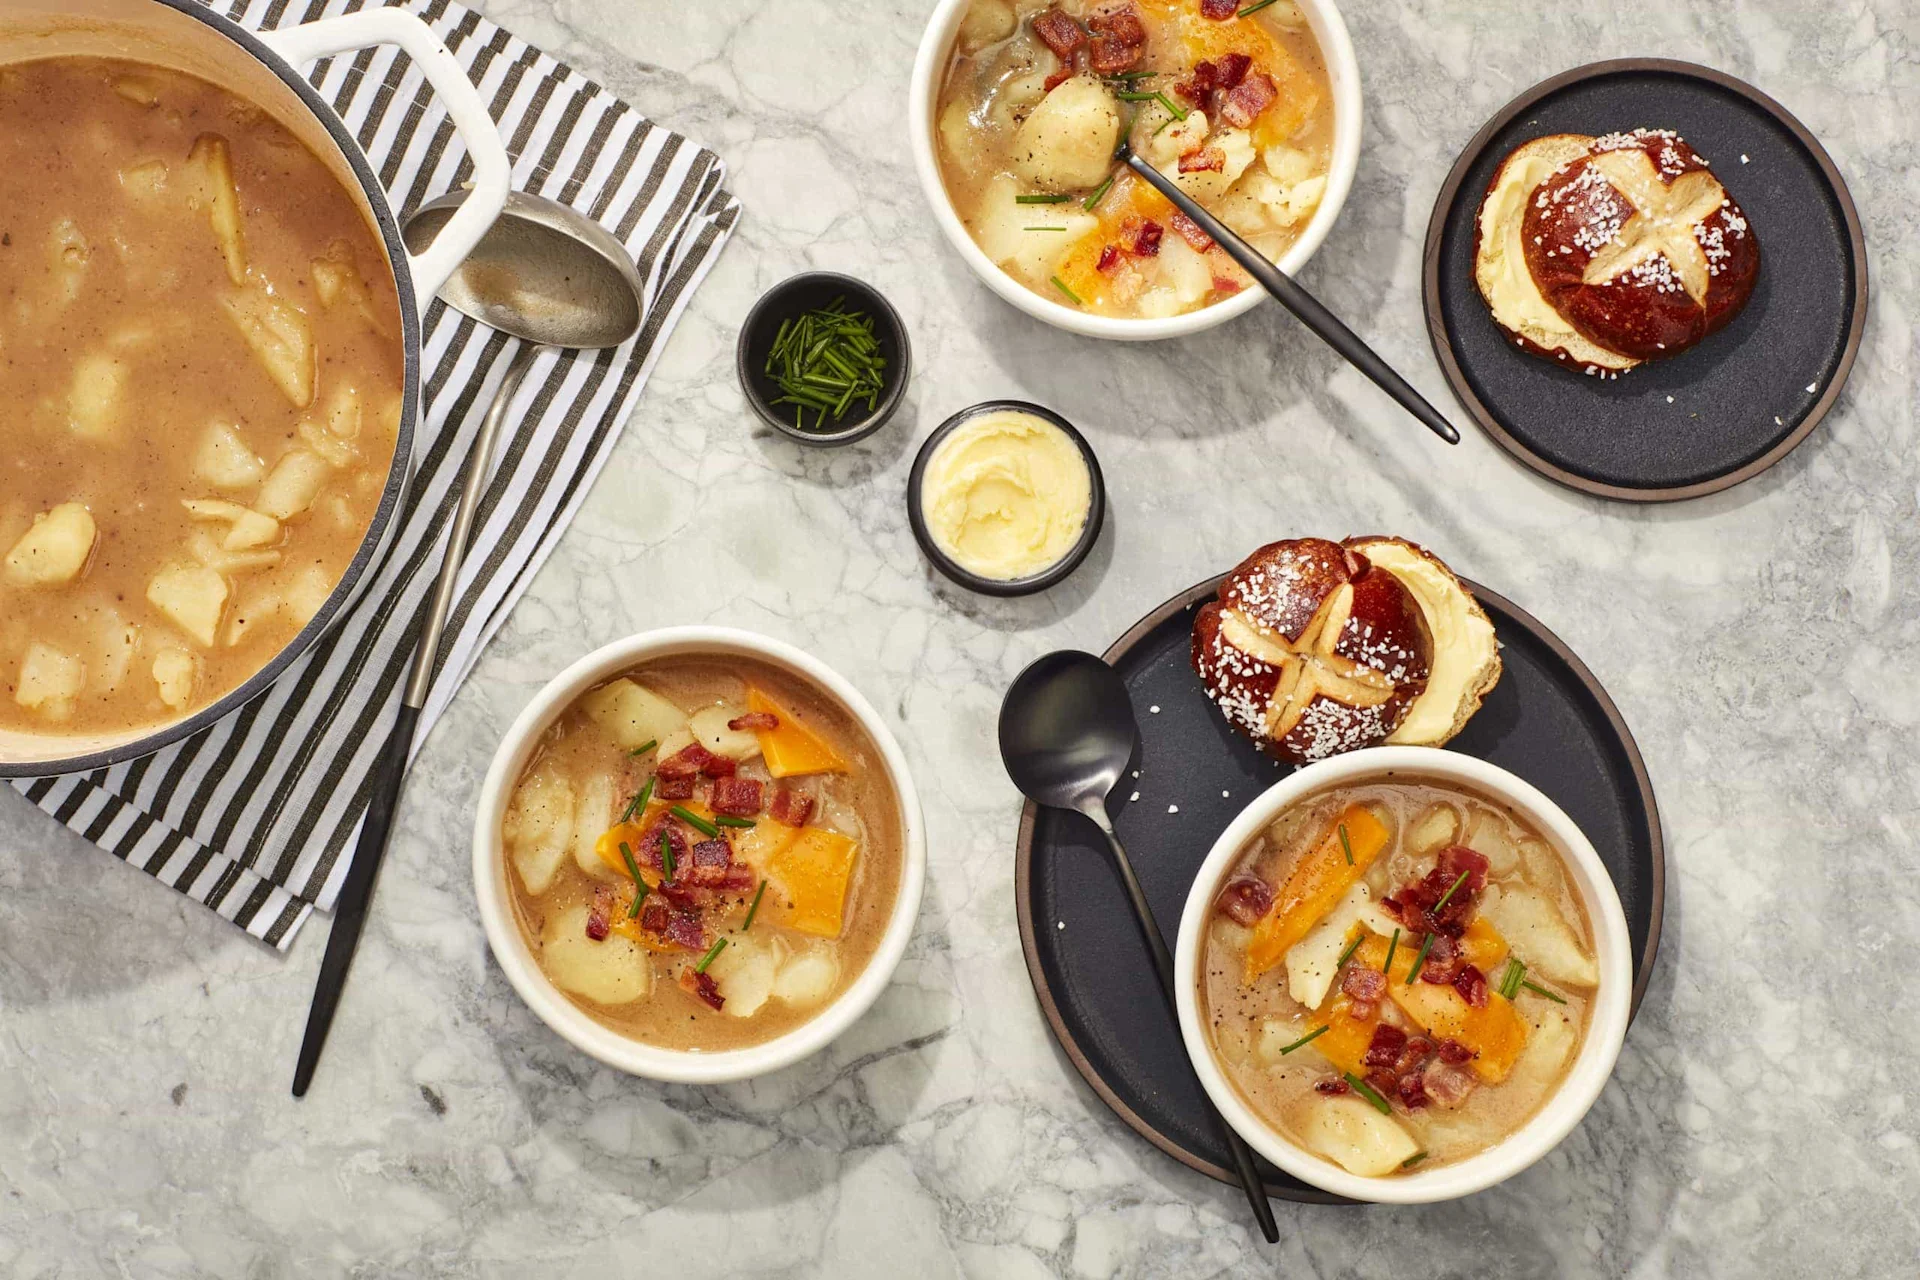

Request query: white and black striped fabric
[{"left": 9, "top": 0, "right": 738, "bottom": 949}]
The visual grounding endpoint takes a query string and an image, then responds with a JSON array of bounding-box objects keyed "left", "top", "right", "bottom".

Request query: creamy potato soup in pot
[
  {"left": 0, "top": 57, "right": 403, "bottom": 738},
  {"left": 503, "top": 657, "right": 905, "bottom": 1052},
  {"left": 935, "top": 0, "right": 1333, "bottom": 319},
  {"left": 1198, "top": 779, "right": 1600, "bottom": 1176}
]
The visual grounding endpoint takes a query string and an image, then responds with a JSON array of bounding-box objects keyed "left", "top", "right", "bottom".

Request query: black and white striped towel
[{"left": 10, "top": 0, "right": 738, "bottom": 949}]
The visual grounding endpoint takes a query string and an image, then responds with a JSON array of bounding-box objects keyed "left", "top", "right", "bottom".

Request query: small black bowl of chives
[{"left": 737, "top": 272, "right": 911, "bottom": 446}]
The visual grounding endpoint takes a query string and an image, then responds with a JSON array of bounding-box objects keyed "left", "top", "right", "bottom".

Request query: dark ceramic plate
[
  {"left": 1014, "top": 574, "right": 1664, "bottom": 1204},
  {"left": 1424, "top": 59, "right": 1866, "bottom": 501}
]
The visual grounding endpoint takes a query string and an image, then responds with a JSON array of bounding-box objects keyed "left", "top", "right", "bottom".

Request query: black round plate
[
  {"left": 1014, "top": 575, "right": 1665, "bottom": 1204},
  {"left": 1423, "top": 59, "right": 1867, "bottom": 501}
]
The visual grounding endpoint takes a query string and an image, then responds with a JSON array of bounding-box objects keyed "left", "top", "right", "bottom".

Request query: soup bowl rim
[
  {"left": 1171, "top": 746, "right": 1633, "bottom": 1204},
  {"left": 471, "top": 625, "right": 928, "bottom": 1084},
  {"left": 907, "top": 0, "right": 1364, "bottom": 342}
]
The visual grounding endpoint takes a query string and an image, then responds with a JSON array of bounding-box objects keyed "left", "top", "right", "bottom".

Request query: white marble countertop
[{"left": 4, "top": 0, "right": 1916, "bottom": 1275}]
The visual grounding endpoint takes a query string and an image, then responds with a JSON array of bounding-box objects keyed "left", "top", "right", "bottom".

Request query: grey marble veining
[{"left": 3, "top": 1, "right": 1917, "bottom": 1275}]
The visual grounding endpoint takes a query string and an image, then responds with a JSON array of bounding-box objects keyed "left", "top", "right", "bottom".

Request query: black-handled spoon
[
  {"left": 999, "top": 650, "right": 1280, "bottom": 1245},
  {"left": 1116, "top": 142, "right": 1460, "bottom": 446}
]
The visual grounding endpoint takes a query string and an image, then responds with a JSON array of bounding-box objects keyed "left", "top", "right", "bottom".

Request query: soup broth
[
  {"left": 0, "top": 57, "right": 403, "bottom": 739},
  {"left": 1199, "top": 780, "right": 1598, "bottom": 1176},
  {"left": 504, "top": 657, "right": 904, "bottom": 1052},
  {"left": 935, "top": 0, "right": 1333, "bottom": 318}
]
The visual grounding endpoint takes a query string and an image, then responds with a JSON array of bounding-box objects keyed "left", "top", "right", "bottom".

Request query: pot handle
[{"left": 257, "top": 8, "right": 510, "bottom": 303}]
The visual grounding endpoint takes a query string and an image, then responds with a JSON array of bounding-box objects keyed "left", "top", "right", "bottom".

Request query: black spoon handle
[
  {"left": 1081, "top": 804, "right": 1281, "bottom": 1245},
  {"left": 1118, "top": 147, "right": 1460, "bottom": 446}
]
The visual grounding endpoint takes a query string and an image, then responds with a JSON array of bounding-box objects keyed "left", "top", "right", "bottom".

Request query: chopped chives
[
  {"left": 694, "top": 937, "right": 728, "bottom": 973},
  {"left": 1431, "top": 869, "right": 1472, "bottom": 915},
  {"left": 1014, "top": 192, "right": 1072, "bottom": 204},
  {"left": 762, "top": 296, "right": 889, "bottom": 434},
  {"left": 713, "top": 814, "right": 756, "bottom": 829},
  {"left": 1276, "top": 1024, "right": 1328, "bottom": 1055},
  {"left": 1113, "top": 89, "right": 1187, "bottom": 121},
  {"left": 619, "top": 776, "right": 655, "bottom": 824},
  {"left": 1520, "top": 978, "right": 1568, "bottom": 1004},
  {"left": 1239, "top": 0, "right": 1282, "bottom": 14},
  {"left": 1497, "top": 957, "right": 1526, "bottom": 1000},
  {"left": 671, "top": 805, "right": 720, "bottom": 838},
  {"left": 1401, "top": 1151, "right": 1429, "bottom": 1169},
  {"left": 1050, "top": 275, "right": 1082, "bottom": 305},
  {"left": 618, "top": 842, "right": 648, "bottom": 918},
  {"left": 1382, "top": 927, "right": 1400, "bottom": 976},
  {"left": 1338, "top": 823, "right": 1354, "bottom": 866},
  {"left": 741, "top": 879, "right": 769, "bottom": 931},
  {"left": 1335, "top": 929, "right": 1365, "bottom": 969},
  {"left": 1083, "top": 172, "right": 1116, "bottom": 211},
  {"left": 1104, "top": 70, "right": 1155, "bottom": 82},
  {"left": 627, "top": 738, "right": 658, "bottom": 757},
  {"left": 1404, "top": 932, "right": 1436, "bottom": 985},
  {"left": 1344, "top": 1073, "right": 1391, "bottom": 1116},
  {"left": 1023, "top": 225, "right": 1069, "bottom": 232},
  {"left": 659, "top": 829, "right": 676, "bottom": 882}
]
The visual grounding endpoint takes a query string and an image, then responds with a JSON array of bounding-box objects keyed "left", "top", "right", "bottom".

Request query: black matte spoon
[
  {"left": 999, "top": 650, "right": 1280, "bottom": 1244},
  {"left": 1116, "top": 142, "right": 1459, "bottom": 445}
]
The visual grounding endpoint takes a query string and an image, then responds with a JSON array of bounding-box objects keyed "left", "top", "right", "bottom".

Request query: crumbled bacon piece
[
  {"left": 1199, "top": 0, "right": 1237, "bottom": 19},
  {"left": 1219, "top": 72, "right": 1277, "bottom": 128},
  {"left": 768, "top": 786, "right": 814, "bottom": 828},
  {"left": 1347, "top": 999, "right": 1376, "bottom": 1021},
  {"left": 1394, "top": 1035, "right": 1436, "bottom": 1076},
  {"left": 1437, "top": 845, "right": 1491, "bottom": 896},
  {"left": 1396, "top": 1071, "right": 1429, "bottom": 1110},
  {"left": 665, "top": 907, "right": 706, "bottom": 951},
  {"left": 585, "top": 887, "right": 613, "bottom": 941},
  {"left": 1031, "top": 8, "right": 1085, "bottom": 60},
  {"left": 1215, "top": 874, "right": 1273, "bottom": 926},
  {"left": 1422, "top": 1060, "right": 1476, "bottom": 1108},
  {"left": 1314, "top": 1077, "right": 1350, "bottom": 1095},
  {"left": 727, "top": 711, "right": 779, "bottom": 732},
  {"left": 1214, "top": 52, "right": 1252, "bottom": 89},
  {"left": 1096, "top": 244, "right": 1122, "bottom": 273},
  {"left": 654, "top": 773, "right": 694, "bottom": 801},
  {"left": 1453, "top": 963, "right": 1489, "bottom": 1008},
  {"left": 1365, "top": 1068, "right": 1399, "bottom": 1100},
  {"left": 638, "top": 816, "right": 691, "bottom": 876},
  {"left": 1086, "top": 6, "right": 1146, "bottom": 74},
  {"left": 1436, "top": 1038, "right": 1474, "bottom": 1064},
  {"left": 680, "top": 967, "right": 725, "bottom": 1010},
  {"left": 1417, "top": 933, "right": 1462, "bottom": 984},
  {"left": 690, "top": 838, "right": 733, "bottom": 872},
  {"left": 709, "top": 777, "right": 764, "bottom": 816},
  {"left": 1178, "top": 147, "right": 1225, "bottom": 174},
  {"left": 1342, "top": 966, "right": 1386, "bottom": 1002},
  {"left": 1170, "top": 211, "right": 1214, "bottom": 252},
  {"left": 1212, "top": 275, "right": 1243, "bottom": 295},
  {"left": 1129, "top": 219, "right": 1164, "bottom": 256},
  {"left": 1361, "top": 1023, "right": 1407, "bottom": 1069}
]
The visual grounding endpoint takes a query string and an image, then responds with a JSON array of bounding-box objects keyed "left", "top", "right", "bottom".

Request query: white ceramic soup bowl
[
  {"left": 908, "top": 0, "right": 1363, "bottom": 341},
  {"left": 472, "top": 627, "right": 927, "bottom": 1084},
  {"left": 1173, "top": 747, "right": 1632, "bottom": 1204}
]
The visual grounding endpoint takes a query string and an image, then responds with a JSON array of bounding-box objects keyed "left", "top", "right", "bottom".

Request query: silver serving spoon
[
  {"left": 293, "top": 191, "right": 645, "bottom": 1097},
  {"left": 999, "top": 651, "right": 1281, "bottom": 1244}
]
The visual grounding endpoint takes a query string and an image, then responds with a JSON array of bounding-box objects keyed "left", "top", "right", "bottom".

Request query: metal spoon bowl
[
  {"left": 294, "top": 191, "right": 646, "bottom": 1097},
  {"left": 999, "top": 651, "right": 1281, "bottom": 1244}
]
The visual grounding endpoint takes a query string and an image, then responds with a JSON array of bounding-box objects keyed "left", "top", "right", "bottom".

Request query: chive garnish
[
  {"left": 1239, "top": 0, "right": 1282, "bottom": 14},
  {"left": 1014, "top": 193, "right": 1072, "bottom": 204},
  {"left": 1050, "top": 275, "right": 1083, "bottom": 305},
  {"left": 627, "top": 738, "right": 658, "bottom": 757},
  {"left": 1401, "top": 1151, "right": 1429, "bottom": 1169},
  {"left": 1344, "top": 1073, "right": 1391, "bottom": 1115},
  {"left": 1497, "top": 957, "right": 1526, "bottom": 1000},
  {"left": 1277, "top": 1024, "right": 1328, "bottom": 1055},
  {"left": 1023, "top": 225, "right": 1069, "bottom": 232},
  {"left": 1335, "top": 930, "right": 1365, "bottom": 969},
  {"left": 1113, "top": 89, "right": 1187, "bottom": 121},
  {"left": 671, "top": 805, "right": 720, "bottom": 838},
  {"left": 619, "top": 776, "right": 654, "bottom": 824},
  {"left": 1104, "top": 70, "right": 1155, "bottom": 82},
  {"left": 1338, "top": 822, "right": 1354, "bottom": 866},
  {"left": 713, "top": 814, "right": 756, "bottom": 829},
  {"left": 761, "top": 296, "right": 889, "bottom": 434},
  {"left": 618, "top": 842, "right": 649, "bottom": 918},
  {"left": 1083, "top": 171, "right": 1116, "bottom": 211},
  {"left": 741, "top": 879, "right": 769, "bottom": 931},
  {"left": 1382, "top": 928, "right": 1400, "bottom": 976},
  {"left": 1404, "top": 932, "right": 1436, "bottom": 985},
  {"left": 659, "top": 828, "right": 676, "bottom": 882},
  {"left": 1431, "top": 869, "right": 1472, "bottom": 915},
  {"left": 1520, "top": 978, "right": 1568, "bottom": 1004},
  {"left": 694, "top": 937, "right": 728, "bottom": 973}
]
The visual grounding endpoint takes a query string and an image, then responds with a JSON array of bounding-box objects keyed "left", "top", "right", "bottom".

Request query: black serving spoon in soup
[
  {"left": 999, "top": 651, "right": 1282, "bottom": 1244},
  {"left": 1115, "top": 142, "right": 1460, "bottom": 446},
  {"left": 291, "top": 191, "right": 646, "bottom": 1097}
]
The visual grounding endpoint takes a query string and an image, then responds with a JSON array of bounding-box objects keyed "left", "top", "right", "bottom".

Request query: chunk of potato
[
  {"left": 689, "top": 704, "right": 762, "bottom": 762},
  {"left": 1167, "top": 126, "right": 1255, "bottom": 204},
  {"left": 182, "top": 499, "right": 280, "bottom": 551},
  {"left": 194, "top": 422, "right": 267, "bottom": 490},
  {"left": 255, "top": 448, "right": 331, "bottom": 521},
  {"left": 580, "top": 678, "right": 688, "bottom": 753},
  {"left": 120, "top": 158, "right": 169, "bottom": 200},
  {"left": 540, "top": 904, "right": 651, "bottom": 1004},
  {"left": 974, "top": 174, "right": 1100, "bottom": 288},
  {"left": 503, "top": 771, "right": 575, "bottom": 895},
  {"left": 85, "top": 606, "right": 138, "bottom": 693},
  {"left": 188, "top": 134, "right": 246, "bottom": 285},
  {"left": 1285, "top": 881, "right": 1370, "bottom": 1010},
  {"left": 147, "top": 565, "right": 229, "bottom": 647},
  {"left": 5, "top": 504, "right": 96, "bottom": 586},
  {"left": 1300, "top": 1094, "right": 1421, "bottom": 1176},
  {"left": 15, "top": 643, "right": 84, "bottom": 718},
  {"left": 221, "top": 284, "right": 315, "bottom": 408},
  {"left": 111, "top": 75, "right": 160, "bottom": 106},
  {"left": 708, "top": 933, "right": 780, "bottom": 1018},
  {"left": 1478, "top": 885, "right": 1599, "bottom": 988},
  {"left": 1507, "top": 999, "right": 1580, "bottom": 1097},
  {"left": 284, "top": 564, "right": 334, "bottom": 627},
  {"left": 572, "top": 772, "right": 619, "bottom": 879},
  {"left": 772, "top": 944, "right": 840, "bottom": 1009},
  {"left": 956, "top": 0, "right": 1015, "bottom": 52},
  {"left": 1011, "top": 75, "right": 1120, "bottom": 192},
  {"left": 68, "top": 352, "right": 128, "bottom": 439},
  {"left": 186, "top": 531, "right": 280, "bottom": 576},
  {"left": 1133, "top": 235, "right": 1214, "bottom": 320},
  {"left": 153, "top": 648, "right": 196, "bottom": 711}
]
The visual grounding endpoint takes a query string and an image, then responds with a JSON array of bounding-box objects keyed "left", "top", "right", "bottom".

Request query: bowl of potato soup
[
  {"left": 910, "top": 0, "right": 1361, "bottom": 340},
  {"left": 472, "top": 628, "right": 926, "bottom": 1083},
  {"left": 1173, "top": 747, "right": 1631, "bottom": 1203}
]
